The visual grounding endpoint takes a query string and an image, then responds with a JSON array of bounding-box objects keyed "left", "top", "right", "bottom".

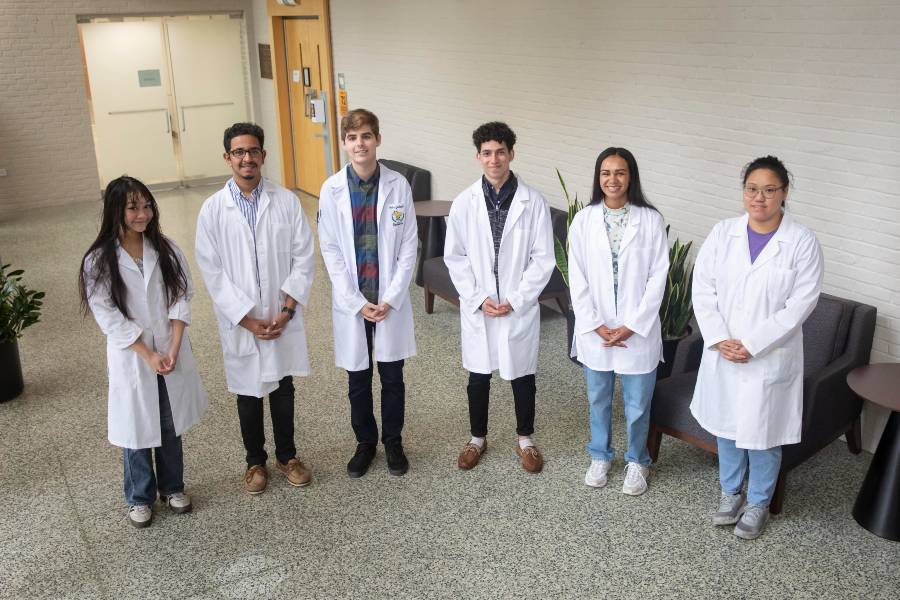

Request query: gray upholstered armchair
[{"left": 647, "top": 293, "right": 877, "bottom": 514}]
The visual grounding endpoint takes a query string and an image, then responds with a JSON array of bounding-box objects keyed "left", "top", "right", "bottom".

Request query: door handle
[
  {"left": 164, "top": 110, "right": 171, "bottom": 133},
  {"left": 181, "top": 107, "right": 186, "bottom": 132}
]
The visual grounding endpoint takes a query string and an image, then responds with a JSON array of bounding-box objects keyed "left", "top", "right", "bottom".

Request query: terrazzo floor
[{"left": 1, "top": 183, "right": 898, "bottom": 600}]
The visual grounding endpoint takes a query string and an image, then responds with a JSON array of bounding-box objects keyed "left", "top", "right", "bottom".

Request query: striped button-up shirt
[{"left": 228, "top": 178, "right": 264, "bottom": 286}]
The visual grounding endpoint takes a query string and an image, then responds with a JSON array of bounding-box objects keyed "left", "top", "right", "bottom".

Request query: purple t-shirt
[{"left": 748, "top": 225, "right": 777, "bottom": 263}]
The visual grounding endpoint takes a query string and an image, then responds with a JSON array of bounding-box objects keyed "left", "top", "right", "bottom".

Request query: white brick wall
[
  {"left": 0, "top": 0, "right": 254, "bottom": 214},
  {"left": 329, "top": 0, "right": 900, "bottom": 449}
]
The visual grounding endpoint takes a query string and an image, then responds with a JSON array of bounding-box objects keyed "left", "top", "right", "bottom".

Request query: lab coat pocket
[
  {"left": 766, "top": 267, "right": 797, "bottom": 308},
  {"left": 220, "top": 324, "right": 257, "bottom": 357},
  {"left": 763, "top": 347, "right": 794, "bottom": 383}
]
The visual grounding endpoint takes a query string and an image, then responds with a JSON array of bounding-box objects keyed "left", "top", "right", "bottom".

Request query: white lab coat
[
  {"left": 317, "top": 165, "right": 418, "bottom": 371},
  {"left": 568, "top": 203, "right": 669, "bottom": 374},
  {"left": 85, "top": 239, "right": 208, "bottom": 449},
  {"left": 444, "top": 176, "right": 555, "bottom": 380},
  {"left": 690, "top": 212, "right": 824, "bottom": 449},
  {"left": 195, "top": 179, "right": 315, "bottom": 398}
]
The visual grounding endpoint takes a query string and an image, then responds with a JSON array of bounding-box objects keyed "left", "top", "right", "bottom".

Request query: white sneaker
[
  {"left": 584, "top": 459, "right": 611, "bottom": 488},
  {"left": 161, "top": 492, "right": 192, "bottom": 514},
  {"left": 127, "top": 504, "right": 153, "bottom": 528},
  {"left": 622, "top": 462, "right": 650, "bottom": 496}
]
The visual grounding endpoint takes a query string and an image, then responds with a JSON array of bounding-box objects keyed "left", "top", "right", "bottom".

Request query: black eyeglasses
[{"left": 229, "top": 148, "right": 263, "bottom": 159}]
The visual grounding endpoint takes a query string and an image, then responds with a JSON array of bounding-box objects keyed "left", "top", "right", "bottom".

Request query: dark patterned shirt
[
  {"left": 482, "top": 173, "right": 518, "bottom": 296},
  {"left": 348, "top": 164, "right": 380, "bottom": 304}
]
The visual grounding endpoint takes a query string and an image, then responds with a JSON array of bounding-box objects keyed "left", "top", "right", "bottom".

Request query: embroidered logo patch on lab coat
[{"left": 391, "top": 210, "right": 405, "bottom": 226}]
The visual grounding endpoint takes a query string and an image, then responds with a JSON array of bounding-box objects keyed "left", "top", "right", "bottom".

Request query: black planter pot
[
  {"left": 0, "top": 340, "right": 25, "bottom": 402},
  {"left": 657, "top": 326, "right": 692, "bottom": 380}
]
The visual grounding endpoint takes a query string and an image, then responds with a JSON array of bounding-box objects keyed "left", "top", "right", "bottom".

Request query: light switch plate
[{"left": 0, "top": 168, "right": 7, "bottom": 176}]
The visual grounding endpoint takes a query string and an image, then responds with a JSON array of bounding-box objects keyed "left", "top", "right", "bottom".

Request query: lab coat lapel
[
  {"left": 499, "top": 178, "right": 527, "bottom": 246},
  {"left": 141, "top": 237, "right": 158, "bottom": 290},
  {"left": 330, "top": 168, "right": 355, "bottom": 244},
  {"left": 617, "top": 204, "right": 642, "bottom": 254},
  {"left": 749, "top": 212, "right": 792, "bottom": 272},
  {"left": 376, "top": 168, "right": 395, "bottom": 225}
]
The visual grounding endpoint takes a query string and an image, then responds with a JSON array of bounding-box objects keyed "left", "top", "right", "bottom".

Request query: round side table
[{"left": 848, "top": 363, "right": 900, "bottom": 541}]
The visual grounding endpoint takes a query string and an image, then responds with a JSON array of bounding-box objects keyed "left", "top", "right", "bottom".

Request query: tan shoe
[
  {"left": 516, "top": 444, "right": 544, "bottom": 473},
  {"left": 457, "top": 441, "right": 487, "bottom": 470},
  {"left": 275, "top": 457, "right": 312, "bottom": 487},
  {"left": 242, "top": 464, "right": 268, "bottom": 494}
]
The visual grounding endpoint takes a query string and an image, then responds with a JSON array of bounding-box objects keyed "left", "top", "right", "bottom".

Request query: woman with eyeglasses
[
  {"left": 690, "top": 156, "right": 823, "bottom": 540},
  {"left": 568, "top": 147, "right": 669, "bottom": 496}
]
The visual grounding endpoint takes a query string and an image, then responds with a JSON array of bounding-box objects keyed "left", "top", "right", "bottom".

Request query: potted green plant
[
  {"left": 552, "top": 169, "right": 583, "bottom": 366},
  {"left": 0, "top": 264, "right": 45, "bottom": 402},
  {"left": 656, "top": 226, "right": 695, "bottom": 379},
  {"left": 553, "top": 171, "right": 695, "bottom": 376}
]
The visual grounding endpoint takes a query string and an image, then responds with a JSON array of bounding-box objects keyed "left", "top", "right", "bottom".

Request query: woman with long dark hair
[
  {"left": 568, "top": 147, "right": 669, "bottom": 495},
  {"left": 80, "top": 176, "right": 207, "bottom": 528}
]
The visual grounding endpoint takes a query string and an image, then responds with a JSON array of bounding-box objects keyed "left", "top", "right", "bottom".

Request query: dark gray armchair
[
  {"left": 422, "top": 206, "right": 570, "bottom": 314},
  {"left": 647, "top": 293, "right": 877, "bottom": 514}
]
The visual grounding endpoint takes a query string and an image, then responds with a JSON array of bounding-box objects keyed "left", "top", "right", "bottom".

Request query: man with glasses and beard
[{"left": 195, "top": 122, "right": 316, "bottom": 495}]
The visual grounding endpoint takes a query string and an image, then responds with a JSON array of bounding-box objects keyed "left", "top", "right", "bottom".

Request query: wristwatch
[{"left": 281, "top": 306, "right": 296, "bottom": 320}]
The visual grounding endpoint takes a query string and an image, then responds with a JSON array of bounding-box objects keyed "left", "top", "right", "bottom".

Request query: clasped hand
[
  {"left": 240, "top": 313, "right": 290, "bottom": 341},
  {"left": 595, "top": 325, "right": 634, "bottom": 348},
  {"left": 360, "top": 302, "right": 392, "bottom": 323},
  {"left": 715, "top": 339, "right": 751, "bottom": 363},
  {"left": 481, "top": 297, "right": 512, "bottom": 317}
]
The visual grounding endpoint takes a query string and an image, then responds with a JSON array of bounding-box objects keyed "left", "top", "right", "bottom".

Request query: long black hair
[
  {"left": 589, "top": 147, "right": 658, "bottom": 211},
  {"left": 79, "top": 176, "right": 188, "bottom": 318}
]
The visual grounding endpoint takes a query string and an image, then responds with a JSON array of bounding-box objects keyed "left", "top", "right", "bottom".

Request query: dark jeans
[
  {"left": 236, "top": 376, "right": 296, "bottom": 467},
  {"left": 123, "top": 375, "right": 184, "bottom": 505},
  {"left": 467, "top": 371, "right": 536, "bottom": 438},
  {"left": 348, "top": 320, "right": 405, "bottom": 446}
]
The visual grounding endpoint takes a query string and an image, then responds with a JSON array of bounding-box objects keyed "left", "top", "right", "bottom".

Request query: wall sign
[
  {"left": 258, "top": 44, "right": 272, "bottom": 79},
  {"left": 137, "top": 69, "right": 161, "bottom": 87}
]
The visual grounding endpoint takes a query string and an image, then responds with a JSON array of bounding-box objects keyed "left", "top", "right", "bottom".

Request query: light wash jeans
[
  {"left": 123, "top": 376, "right": 184, "bottom": 506},
  {"left": 584, "top": 367, "right": 657, "bottom": 466},
  {"left": 716, "top": 437, "right": 782, "bottom": 507}
]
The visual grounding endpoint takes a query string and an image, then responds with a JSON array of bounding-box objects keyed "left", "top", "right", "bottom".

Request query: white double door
[{"left": 81, "top": 16, "right": 249, "bottom": 188}]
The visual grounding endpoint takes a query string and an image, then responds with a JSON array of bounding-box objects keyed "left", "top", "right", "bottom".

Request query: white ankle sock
[
  {"left": 518, "top": 437, "right": 535, "bottom": 449},
  {"left": 469, "top": 436, "right": 485, "bottom": 448}
]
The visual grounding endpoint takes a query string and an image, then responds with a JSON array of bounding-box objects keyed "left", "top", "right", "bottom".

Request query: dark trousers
[
  {"left": 467, "top": 371, "right": 536, "bottom": 438},
  {"left": 236, "top": 376, "right": 296, "bottom": 467},
  {"left": 348, "top": 320, "right": 406, "bottom": 446}
]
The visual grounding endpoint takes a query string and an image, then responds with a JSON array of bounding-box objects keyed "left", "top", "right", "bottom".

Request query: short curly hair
[{"left": 472, "top": 121, "right": 516, "bottom": 152}]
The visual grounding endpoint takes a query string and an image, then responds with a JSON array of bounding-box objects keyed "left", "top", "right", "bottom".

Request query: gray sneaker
[
  {"left": 127, "top": 504, "right": 153, "bottom": 528},
  {"left": 734, "top": 504, "right": 770, "bottom": 540},
  {"left": 161, "top": 492, "right": 192, "bottom": 514},
  {"left": 712, "top": 492, "right": 746, "bottom": 526}
]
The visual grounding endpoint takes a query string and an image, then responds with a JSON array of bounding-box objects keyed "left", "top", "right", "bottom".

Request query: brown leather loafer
[
  {"left": 275, "top": 457, "right": 312, "bottom": 487},
  {"left": 242, "top": 464, "right": 268, "bottom": 494},
  {"left": 516, "top": 444, "right": 544, "bottom": 473},
  {"left": 457, "top": 441, "right": 487, "bottom": 470}
]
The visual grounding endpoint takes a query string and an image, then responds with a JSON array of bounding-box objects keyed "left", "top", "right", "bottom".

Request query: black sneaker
[
  {"left": 385, "top": 443, "right": 409, "bottom": 476},
  {"left": 347, "top": 443, "right": 376, "bottom": 478}
]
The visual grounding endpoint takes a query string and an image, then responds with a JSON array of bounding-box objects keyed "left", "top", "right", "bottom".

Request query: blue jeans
[
  {"left": 123, "top": 376, "right": 184, "bottom": 506},
  {"left": 716, "top": 437, "right": 782, "bottom": 507},
  {"left": 584, "top": 367, "right": 656, "bottom": 466}
]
